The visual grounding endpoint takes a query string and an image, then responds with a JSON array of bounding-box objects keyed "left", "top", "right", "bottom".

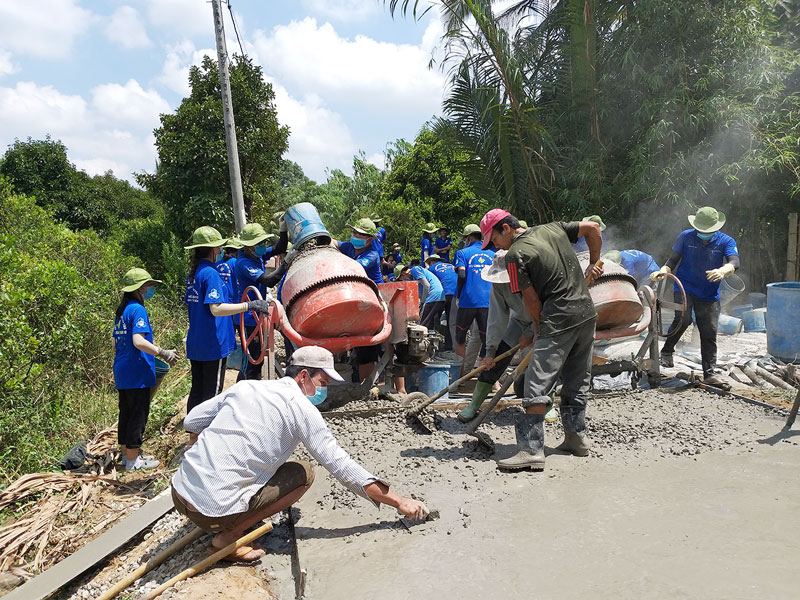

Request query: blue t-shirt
[
  {"left": 673, "top": 229, "right": 739, "bottom": 302},
  {"left": 454, "top": 241, "right": 495, "bottom": 308},
  {"left": 391, "top": 250, "right": 403, "bottom": 264},
  {"left": 234, "top": 254, "right": 266, "bottom": 327},
  {"left": 373, "top": 227, "right": 386, "bottom": 258},
  {"left": 410, "top": 266, "right": 445, "bottom": 304},
  {"left": 429, "top": 261, "right": 457, "bottom": 296},
  {"left": 619, "top": 250, "right": 659, "bottom": 285},
  {"left": 113, "top": 300, "right": 156, "bottom": 389},
  {"left": 433, "top": 236, "right": 452, "bottom": 262},
  {"left": 339, "top": 242, "right": 383, "bottom": 285},
  {"left": 216, "top": 256, "right": 237, "bottom": 304},
  {"left": 185, "top": 260, "right": 236, "bottom": 361},
  {"left": 421, "top": 237, "right": 433, "bottom": 263},
  {"left": 573, "top": 231, "right": 606, "bottom": 253}
]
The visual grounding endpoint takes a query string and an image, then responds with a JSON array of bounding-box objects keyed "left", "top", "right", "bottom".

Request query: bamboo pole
[
  {"left": 97, "top": 527, "right": 205, "bottom": 600},
  {"left": 144, "top": 521, "right": 273, "bottom": 599},
  {"left": 786, "top": 213, "right": 798, "bottom": 281}
]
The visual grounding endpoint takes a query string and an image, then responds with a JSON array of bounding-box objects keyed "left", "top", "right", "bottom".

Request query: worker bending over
[
  {"left": 171, "top": 346, "right": 428, "bottom": 561},
  {"left": 481, "top": 209, "right": 603, "bottom": 471}
]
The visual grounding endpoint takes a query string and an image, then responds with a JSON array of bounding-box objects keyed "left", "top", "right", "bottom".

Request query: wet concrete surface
[{"left": 292, "top": 387, "right": 800, "bottom": 599}]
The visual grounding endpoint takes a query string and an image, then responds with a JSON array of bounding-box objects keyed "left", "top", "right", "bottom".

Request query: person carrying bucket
[
  {"left": 233, "top": 222, "right": 289, "bottom": 381},
  {"left": 650, "top": 206, "right": 740, "bottom": 388},
  {"left": 185, "top": 226, "right": 273, "bottom": 422},
  {"left": 113, "top": 268, "right": 178, "bottom": 471}
]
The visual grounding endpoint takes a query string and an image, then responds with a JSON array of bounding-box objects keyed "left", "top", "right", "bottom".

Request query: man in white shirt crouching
[{"left": 171, "top": 345, "right": 429, "bottom": 561}]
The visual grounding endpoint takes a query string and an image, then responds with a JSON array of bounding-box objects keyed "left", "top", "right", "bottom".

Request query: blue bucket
[
  {"left": 416, "top": 364, "right": 451, "bottom": 402},
  {"left": 430, "top": 352, "right": 463, "bottom": 384},
  {"left": 731, "top": 304, "right": 753, "bottom": 319},
  {"left": 284, "top": 202, "right": 331, "bottom": 248},
  {"left": 719, "top": 274, "right": 745, "bottom": 306},
  {"left": 718, "top": 314, "right": 743, "bottom": 335},
  {"left": 749, "top": 292, "right": 767, "bottom": 309},
  {"left": 766, "top": 282, "right": 800, "bottom": 363},
  {"left": 742, "top": 308, "right": 766, "bottom": 332}
]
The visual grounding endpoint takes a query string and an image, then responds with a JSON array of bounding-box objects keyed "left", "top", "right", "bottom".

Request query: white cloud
[
  {"left": 252, "top": 18, "right": 445, "bottom": 115},
  {"left": 0, "top": 81, "right": 163, "bottom": 182},
  {"left": 0, "top": 51, "right": 19, "bottom": 78},
  {"left": 104, "top": 6, "right": 151, "bottom": 49},
  {"left": 142, "top": 0, "right": 210, "bottom": 37},
  {"left": 300, "top": 0, "right": 380, "bottom": 22},
  {"left": 156, "top": 41, "right": 217, "bottom": 97},
  {"left": 0, "top": 0, "right": 94, "bottom": 59},
  {"left": 365, "top": 151, "right": 385, "bottom": 170}
]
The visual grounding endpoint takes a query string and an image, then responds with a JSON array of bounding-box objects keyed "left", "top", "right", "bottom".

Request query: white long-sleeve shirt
[{"left": 172, "top": 377, "right": 378, "bottom": 517}]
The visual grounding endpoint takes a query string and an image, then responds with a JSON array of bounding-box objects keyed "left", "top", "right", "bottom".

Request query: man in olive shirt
[{"left": 479, "top": 209, "right": 603, "bottom": 470}]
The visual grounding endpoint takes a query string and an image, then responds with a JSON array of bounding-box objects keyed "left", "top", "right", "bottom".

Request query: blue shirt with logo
[
  {"left": 619, "top": 250, "right": 659, "bottom": 286},
  {"left": 454, "top": 241, "right": 495, "bottom": 308},
  {"left": 410, "top": 266, "right": 445, "bottom": 304},
  {"left": 421, "top": 237, "right": 433, "bottom": 263},
  {"left": 434, "top": 236, "right": 452, "bottom": 262},
  {"left": 113, "top": 300, "right": 156, "bottom": 389},
  {"left": 234, "top": 254, "right": 266, "bottom": 327},
  {"left": 429, "top": 261, "right": 457, "bottom": 296},
  {"left": 216, "top": 256, "right": 237, "bottom": 304},
  {"left": 673, "top": 229, "right": 739, "bottom": 302},
  {"left": 573, "top": 232, "right": 606, "bottom": 253},
  {"left": 373, "top": 227, "right": 386, "bottom": 258},
  {"left": 185, "top": 260, "right": 236, "bottom": 361},
  {"left": 339, "top": 242, "right": 383, "bottom": 285}
]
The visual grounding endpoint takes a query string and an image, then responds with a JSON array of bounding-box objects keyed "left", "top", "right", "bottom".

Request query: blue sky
[{"left": 0, "top": 1, "right": 445, "bottom": 183}]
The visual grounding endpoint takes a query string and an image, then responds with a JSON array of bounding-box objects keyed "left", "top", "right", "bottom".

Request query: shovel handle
[{"left": 407, "top": 344, "right": 520, "bottom": 416}]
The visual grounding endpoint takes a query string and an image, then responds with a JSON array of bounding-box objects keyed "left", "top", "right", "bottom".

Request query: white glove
[
  {"left": 157, "top": 348, "right": 178, "bottom": 366},
  {"left": 706, "top": 263, "right": 735, "bottom": 282},
  {"left": 650, "top": 265, "right": 671, "bottom": 282}
]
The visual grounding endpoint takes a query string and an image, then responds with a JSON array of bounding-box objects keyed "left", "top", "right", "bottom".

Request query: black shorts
[
  {"left": 118, "top": 387, "right": 152, "bottom": 448},
  {"left": 455, "top": 307, "right": 488, "bottom": 345}
]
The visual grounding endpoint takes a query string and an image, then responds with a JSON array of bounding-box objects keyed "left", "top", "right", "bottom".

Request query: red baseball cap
[{"left": 480, "top": 208, "right": 511, "bottom": 249}]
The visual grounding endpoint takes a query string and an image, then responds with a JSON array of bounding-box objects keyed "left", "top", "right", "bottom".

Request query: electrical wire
[{"left": 227, "top": 0, "right": 246, "bottom": 57}]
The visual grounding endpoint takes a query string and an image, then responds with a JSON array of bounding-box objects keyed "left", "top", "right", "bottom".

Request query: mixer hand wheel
[
  {"left": 653, "top": 273, "right": 688, "bottom": 338},
  {"left": 239, "top": 286, "right": 275, "bottom": 365}
]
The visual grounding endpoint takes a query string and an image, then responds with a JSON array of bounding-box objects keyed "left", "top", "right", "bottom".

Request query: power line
[{"left": 227, "top": 0, "right": 246, "bottom": 57}]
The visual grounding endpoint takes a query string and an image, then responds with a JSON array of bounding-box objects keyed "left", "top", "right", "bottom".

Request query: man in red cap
[{"left": 479, "top": 209, "right": 603, "bottom": 471}]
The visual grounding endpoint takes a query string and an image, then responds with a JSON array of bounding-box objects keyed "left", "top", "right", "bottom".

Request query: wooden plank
[
  {"left": 3, "top": 490, "right": 174, "bottom": 600},
  {"left": 787, "top": 212, "right": 798, "bottom": 281}
]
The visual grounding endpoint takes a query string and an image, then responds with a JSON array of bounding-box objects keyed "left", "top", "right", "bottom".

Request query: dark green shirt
[{"left": 505, "top": 222, "right": 596, "bottom": 338}]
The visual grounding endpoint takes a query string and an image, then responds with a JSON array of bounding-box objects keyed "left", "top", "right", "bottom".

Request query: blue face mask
[
  {"left": 142, "top": 286, "right": 155, "bottom": 300},
  {"left": 254, "top": 245, "right": 268, "bottom": 257},
  {"left": 696, "top": 231, "right": 715, "bottom": 240},
  {"left": 350, "top": 235, "right": 368, "bottom": 249},
  {"left": 307, "top": 385, "right": 328, "bottom": 406}
]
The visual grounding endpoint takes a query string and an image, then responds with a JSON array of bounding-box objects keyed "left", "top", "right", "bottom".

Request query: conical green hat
[
  {"left": 185, "top": 226, "right": 226, "bottom": 249},
  {"left": 121, "top": 268, "right": 161, "bottom": 292}
]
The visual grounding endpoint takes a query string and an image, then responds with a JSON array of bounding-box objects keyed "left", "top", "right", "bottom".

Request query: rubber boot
[
  {"left": 457, "top": 381, "right": 493, "bottom": 423},
  {"left": 557, "top": 406, "right": 590, "bottom": 457},
  {"left": 496, "top": 413, "right": 545, "bottom": 471}
]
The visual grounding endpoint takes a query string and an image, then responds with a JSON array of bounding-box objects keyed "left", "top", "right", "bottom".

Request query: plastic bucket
[
  {"left": 731, "top": 304, "right": 753, "bottom": 319},
  {"left": 431, "top": 352, "right": 464, "bottom": 385},
  {"left": 766, "top": 282, "right": 800, "bottom": 363},
  {"left": 748, "top": 292, "right": 767, "bottom": 309},
  {"left": 416, "top": 364, "right": 451, "bottom": 402},
  {"left": 283, "top": 202, "right": 331, "bottom": 248},
  {"left": 719, "top": 274, "right": 745, "bottom": 306},
  {"left": 717, "top": 314, "right": 743, "bottom": 335},
  {"left": 742, "top": 308, "right": 766, "bottom": 332},
  {"left": 151, "top": 358, "right": 170, "bottom": 400}
]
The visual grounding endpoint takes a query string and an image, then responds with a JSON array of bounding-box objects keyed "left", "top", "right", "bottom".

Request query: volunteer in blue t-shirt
[
  {"left": 651, "top": 206, "right": 740, "bottom": 386},
  {"left": 233, "top": 222, "right": 290, "bottom": 381},
  {"left": 390, "top": 243, "right": 403, "bottom": 264},
  {"left": 397, "top": 262, "right": 446, "bottom": 335},
  {"left": 604, "top": 249, "right": 659, "bottom": 288},
  {"left": 371, "top": 214, "right": 387, "bottom": 259},
  {"left": 216, "top": 237, "right": 243, "bottom": 305},
  {"left": 335, "top": 217, "right": 384, "bottom": 381},
  {"left": 113, "top": 268, "right": 178, "bottom": 471},
  {"left": 185, "top": 226, "right": 273, "bottom": 419},
  {"left": 573, "top": 215, "right": 606, "bottom": 253},
  {"left": 434, "top": 227, "right": 452, "bottom": 263},
  {"left": 426, "top": 255, "right": 458, "bottom": 350},
  {"left": 453, "top": 223, "right": 495, "bottom": 372},
  {"left": 421, "top": 222, "right": 437, "bottom": 263}
]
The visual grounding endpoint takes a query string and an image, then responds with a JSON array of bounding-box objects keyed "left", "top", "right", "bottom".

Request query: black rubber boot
[
  {"left": 496, "top": 413, "right": 546, "bottom": 471},
  {"left": 557, "top": 406, "right": 590, "bottom": 457},
  {"left": 660, "top": 352, "right": 674, "bottom": 368}
]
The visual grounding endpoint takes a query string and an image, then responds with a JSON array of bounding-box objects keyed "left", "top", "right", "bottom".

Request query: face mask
[
  {"left": 142, "top": 286, "right": 155, "bottom": 300},
  {"left": 350, "top": 236, "right": 368, "bottom": 249},
  {"left": 254, "top": 245, "right": 268, "bottom": 257},
  {"left": 307, "top": 385, "right": 328, "bottom": 406},
  {"left": 696, "top": 232, "right": 715, "bottom": 240}
]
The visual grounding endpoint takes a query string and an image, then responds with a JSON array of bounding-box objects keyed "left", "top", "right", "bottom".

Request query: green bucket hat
[
  {"left": 223, "top": 236, "right": 244, "bottom": 249},
  {"left": 583, "top": 215, "right": 607, "bottom": 232},
  {"left": 394, "top": 263, "right": 408, "bottom": 279},
  {"left": 518, "top": 220, "right": 528, "bottom": 229},
  {"left": 185, "top": 226, "right": 226, "bottom": 249},
  {"left": 688, "top": 206, "right": 726, "bottom": 233},
  {"left": 422, "top": 222, "right": 438, "bottom": 234},
  {"left": 461, "top": 224, "right": 481, "bottom": 237},
  {"left": 121, "top": 268, "right": 161, "bottom": 293},
  {"left": 348, "top": 217, "right": 378, "bottom": 237},
  {"left": 239, "top": 222, "right": 270, "bottom": 246},
  {"left": 369, "top": 214, "right": 382, "bottom": 224}
]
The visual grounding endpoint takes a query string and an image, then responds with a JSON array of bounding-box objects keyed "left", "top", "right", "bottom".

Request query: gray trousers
[{"left": 523, "top": 318, "right": 596, "bottom": 408}]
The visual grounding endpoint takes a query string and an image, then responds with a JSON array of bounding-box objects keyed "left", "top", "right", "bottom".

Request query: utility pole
[{"left": 211, "top": 0, "right": 246, "bottom": 233}]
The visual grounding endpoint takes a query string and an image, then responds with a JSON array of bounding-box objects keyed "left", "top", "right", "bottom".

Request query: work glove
[
  {"left": 706, "top": 263, "right": 735, "bottom": 282},
  {"left": 278, "top": 212, "right": 287, "bottom": 233},
  {"left": 248, "top": 299, "right": 272, "bottom": 314},
  {"left": 157, "top": 348, "right": 178, "bottom": 366},
  {"left": 650, "top": 265, "right": 671, "bottom": 282}
]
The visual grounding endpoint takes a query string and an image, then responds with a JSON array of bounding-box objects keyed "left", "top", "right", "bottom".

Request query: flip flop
[{"left": 219, "top": 545, "right": 266, "bottom": 562}]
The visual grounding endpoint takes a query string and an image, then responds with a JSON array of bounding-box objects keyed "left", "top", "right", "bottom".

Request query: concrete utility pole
[{"left": 211, "top": 0, "right": 246, "bottom": 233}]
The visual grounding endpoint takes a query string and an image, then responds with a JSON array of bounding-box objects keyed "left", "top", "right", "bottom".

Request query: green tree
[{"left": 138, "top": 55, "right": 290, "bottom": 240}]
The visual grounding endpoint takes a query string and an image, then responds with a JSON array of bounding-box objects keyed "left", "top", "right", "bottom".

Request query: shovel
[
  {"left": 466, "top": 349, "right": 533, "bottom": 450},
  {"left": 405, "top": 344, "right": 520, "bottom": 432}
]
